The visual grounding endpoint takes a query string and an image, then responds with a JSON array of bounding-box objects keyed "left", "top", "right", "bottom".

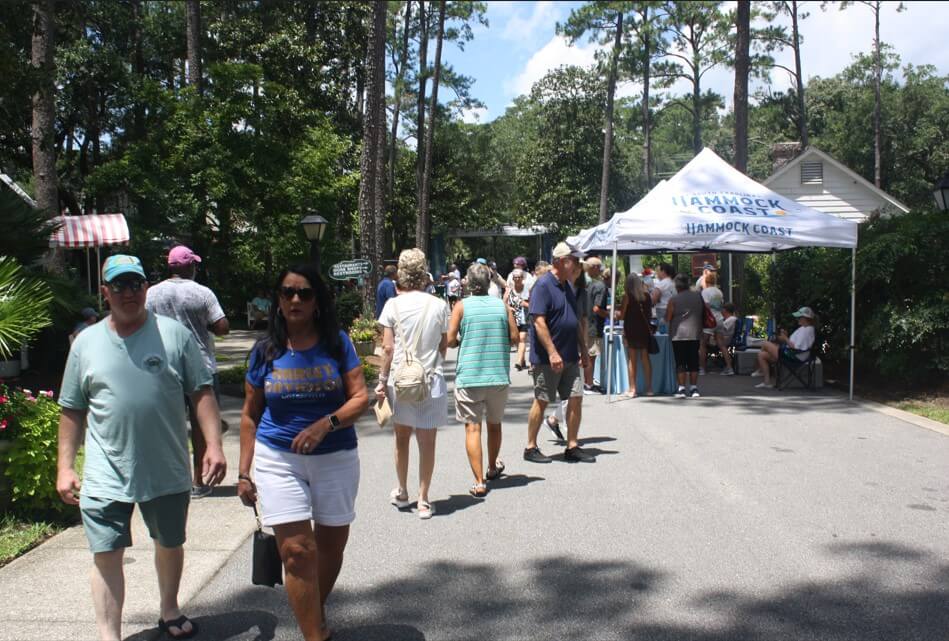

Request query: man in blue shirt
[
  {"left": 524, "top": 242, "right": 595, "bottom": 463},
  {"left": 375, "top": 264, "right": 398, "bottom": 319}
]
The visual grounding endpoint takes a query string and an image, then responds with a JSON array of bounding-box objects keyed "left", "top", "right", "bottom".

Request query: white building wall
[{"left": 767, "top": 156, "right": 904, "bottom": 223}]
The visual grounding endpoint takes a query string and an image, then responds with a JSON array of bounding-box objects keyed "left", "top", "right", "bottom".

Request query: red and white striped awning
[{"left": 49, "top": 214, "right": 130, "bottom": 248}]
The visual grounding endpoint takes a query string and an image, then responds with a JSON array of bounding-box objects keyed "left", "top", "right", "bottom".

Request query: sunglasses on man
[
  {"left": 107, "top": 278, "right": 146, "bottom": 294},
  {"left": 279, "top": 286, "right": 316, "bottom": 302}
]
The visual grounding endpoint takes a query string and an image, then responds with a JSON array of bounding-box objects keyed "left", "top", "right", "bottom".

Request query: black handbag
[
  {"left": 647, "top": 334, "right": 660, "bottom": 355},
  {"left": 636, "top": 297, "right": 661, "bottom": 355},
  {"left": 251, "top": 506, "right": 283, "bottom": 587}
]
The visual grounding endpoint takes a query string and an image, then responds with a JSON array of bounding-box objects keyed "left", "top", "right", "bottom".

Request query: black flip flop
[{"left": 158, "top": 615, "right": 199, "bottom": 640}]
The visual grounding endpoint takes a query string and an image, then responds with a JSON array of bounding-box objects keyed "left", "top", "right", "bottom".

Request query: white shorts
[
  {"left": 253, "top": 440, "right": 360, "bottom": 528},
  {"left": 388, "top": 374, "right": 448, "bottom": 429}
]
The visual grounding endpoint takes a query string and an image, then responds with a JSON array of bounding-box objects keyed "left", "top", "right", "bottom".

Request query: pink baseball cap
[{"left": 168, "top": 245, "right": 202, "bottom": 266}]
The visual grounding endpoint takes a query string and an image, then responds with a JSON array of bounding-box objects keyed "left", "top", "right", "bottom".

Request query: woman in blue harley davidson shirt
[{"left": 238, "top": 264, "right": 368, "bottom": 641}]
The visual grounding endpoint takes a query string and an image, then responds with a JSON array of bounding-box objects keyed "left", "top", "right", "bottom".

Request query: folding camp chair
[{"left": 775, "top": 337, "right": 821, "bottom": 390}]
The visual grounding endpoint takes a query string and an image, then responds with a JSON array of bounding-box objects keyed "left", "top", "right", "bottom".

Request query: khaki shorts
[
  {"left": 80, "top": 491, "right": 190, "bottom": 553},
  {"left": 455, "top": 385, "right": 509, "bottom": 424},
  {"left": 532, "top": 362, "right": 583, "bottom": 403},
  {"left": 587, "top": 336, "right": 603, "bottom": 358}
]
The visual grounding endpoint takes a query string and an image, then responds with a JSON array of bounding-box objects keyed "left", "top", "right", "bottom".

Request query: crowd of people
[{"left": 55, "top": 244, "right": 816, "bottom": 641}]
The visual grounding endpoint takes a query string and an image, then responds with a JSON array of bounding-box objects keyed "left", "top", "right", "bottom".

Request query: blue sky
[{"left": 439, "top": 1, "right": 949, "bottom": 124}]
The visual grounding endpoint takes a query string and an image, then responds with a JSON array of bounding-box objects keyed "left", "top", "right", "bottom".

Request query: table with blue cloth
[{"left": 597, "top": 327, "right": 677, "bottom": 396}]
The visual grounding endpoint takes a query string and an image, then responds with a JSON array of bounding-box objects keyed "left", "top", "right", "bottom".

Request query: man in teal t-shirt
[{"left": 56, "top": 254, "right": 227, "bottom": 641}]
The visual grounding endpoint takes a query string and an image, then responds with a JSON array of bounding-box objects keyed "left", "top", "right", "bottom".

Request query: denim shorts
[{"left": 80, "top": 491, "right": 190, "bottom": 553}]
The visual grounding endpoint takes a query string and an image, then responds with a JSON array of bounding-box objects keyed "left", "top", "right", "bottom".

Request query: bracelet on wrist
[{"left": 238, "top": 473, "right": 253, "bottom": 483}]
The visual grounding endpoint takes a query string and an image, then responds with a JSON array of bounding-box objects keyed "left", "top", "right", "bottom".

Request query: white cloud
[
  {"left": 460, "top": 106, "right": 489, "bottom": 123},
  {"left": 500, "top": 1, "right": 563, "bottom": 47},
  {"left": 506, "top": 35, "right": 602, "bottom": 97}
]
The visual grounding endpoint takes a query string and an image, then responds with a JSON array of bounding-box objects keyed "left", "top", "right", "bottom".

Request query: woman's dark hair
[
  {"left": 673, "top": 273, "right": 690, "bottom": 292},
  {"left": 659, "top": 262, "right": 675, "bottom": 278},
  {"left": 255, "top": 264, "right": 343, "bottom": 367}
]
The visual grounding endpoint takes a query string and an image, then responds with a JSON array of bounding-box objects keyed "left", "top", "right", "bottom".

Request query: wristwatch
[{"left": 327, "top": 414, "right": 341, "bottom": 432}]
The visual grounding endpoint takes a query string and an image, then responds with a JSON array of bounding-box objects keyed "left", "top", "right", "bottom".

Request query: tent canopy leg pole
[
  {"left": 607, "top": 242, "right": 618, "bottom": 403},
  {"left": 850, "top": 247, "right": 856, "bottom": 401}
]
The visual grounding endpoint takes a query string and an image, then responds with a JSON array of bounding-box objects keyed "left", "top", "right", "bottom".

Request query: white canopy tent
[{"left": 567, "top": 148, "right": 859, "bottom": 399}]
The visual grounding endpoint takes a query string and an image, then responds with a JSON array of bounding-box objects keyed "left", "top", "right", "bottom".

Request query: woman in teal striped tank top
[{"left": 447, "top": 263, "right": 519, "bottom": 498}]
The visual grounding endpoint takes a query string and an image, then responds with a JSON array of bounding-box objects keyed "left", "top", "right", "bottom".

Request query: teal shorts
[{"left": 80, "top": 492, "right": 190, "bottom": 553}]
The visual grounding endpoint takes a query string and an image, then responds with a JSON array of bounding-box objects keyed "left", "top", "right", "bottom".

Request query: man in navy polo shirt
[{"left": 524, "top": 242, "right": 595, "bottom": 463}]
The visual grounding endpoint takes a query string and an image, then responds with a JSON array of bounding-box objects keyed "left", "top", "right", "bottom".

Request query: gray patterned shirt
[{"left": 145, "top": 277, "right": 226, "bottom": 372}]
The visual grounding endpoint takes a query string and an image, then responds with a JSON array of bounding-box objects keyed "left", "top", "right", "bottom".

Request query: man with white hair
[
  {"left": 523, "top": 242, "right": 595, "bottom": 464},
  {"left": 582, "top": 257, "right": 609, "bottom": 393}
]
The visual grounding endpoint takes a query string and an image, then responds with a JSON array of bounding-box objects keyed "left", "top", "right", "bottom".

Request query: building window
[{"left": 801, "top": 161, "right": 823, "bottom": 185}]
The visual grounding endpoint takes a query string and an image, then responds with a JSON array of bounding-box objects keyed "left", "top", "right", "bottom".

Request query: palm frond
[{"left": 0, "top": 257, "right": 54, "bottom": 360}]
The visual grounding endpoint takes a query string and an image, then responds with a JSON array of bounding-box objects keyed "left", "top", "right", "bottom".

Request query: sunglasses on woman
[
  {"left": 107, "top": 278, "right": 146, "bottom": 294},
  {"left": 279, "top": 286, "right": 316, "bottom": 302}
]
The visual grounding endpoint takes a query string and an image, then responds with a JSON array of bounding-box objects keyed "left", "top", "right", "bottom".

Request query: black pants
[{"left": 672, "top": 340, "right": 700, "bottom": 373}]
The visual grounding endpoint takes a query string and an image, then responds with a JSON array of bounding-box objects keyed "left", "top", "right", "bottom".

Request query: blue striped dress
[{"left": 455, "top": 296, "right": 511, "bottom": 389}]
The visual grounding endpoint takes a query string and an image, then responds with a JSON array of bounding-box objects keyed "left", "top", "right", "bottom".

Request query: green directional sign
[{"left": 329, "top": 259, "right": 372, "bottom": 281}]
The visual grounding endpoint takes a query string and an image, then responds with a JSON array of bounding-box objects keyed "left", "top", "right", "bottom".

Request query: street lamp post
[
  {"left": 934, "top": 171, "right": 949, "bottom": 212},
  {"left": 300, "top": 214, "right": 328, "bottom": 271}
]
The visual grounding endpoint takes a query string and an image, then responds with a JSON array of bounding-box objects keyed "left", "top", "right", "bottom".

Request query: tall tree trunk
[
  {"left": 186, "top": 0, "right": 202, "bottom": 94},
  {"left": 872, "top": 0, "right": 881, "bottom": 188},
  {"left": 731, "top": 0, "right": 751, "bottom": 313},
  {"left": 31, "top": 0, "right": 57, "bottom": 215},
  {"left": 791, "top": 0, "right": 808, "bottom": 147},
  {"left": 691, "top": 75, "right": 702, "bottom": 155},
  {"left": 131, "top": 0, "right": 146, "bottom": 138},
  {"left": 642, "top": 6, "right": 652, "bottom": 189},
  {"left": 387, "top": 1, "right": 412, "bottom": 259},
  {"left": 414, "top": 0, "right": 429, "bottom": 238},
  {"left": 416, "top": 0, "right": 445, "bottom": 254},
  {"left": 733, "top": 0, "right": 750, "bottom": 173},
  {"left": 371, "top": 2, "right": 388, "bottom": 310},
  {"left": 598, "top": 11, "right": 623, "bottom": 225}
]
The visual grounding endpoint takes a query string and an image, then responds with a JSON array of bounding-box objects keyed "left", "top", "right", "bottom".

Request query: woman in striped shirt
[{"left": 447, "top": 263, "right": 519, "bottom": 498}]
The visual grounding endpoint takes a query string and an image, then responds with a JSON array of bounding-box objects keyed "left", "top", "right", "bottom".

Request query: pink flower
[
  {"left": 0, "top": 419, "right": 7, "bottom": 430},
  {"left": 40, "top": 390, "right": 54, "bottom": 398},
  {"left": 0, "top": 395, "right": 7, "bottom": 404}
]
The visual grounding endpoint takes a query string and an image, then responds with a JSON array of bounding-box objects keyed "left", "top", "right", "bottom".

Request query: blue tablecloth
[{"left": 597, "top": 330, "right": 677, "bottom": 396}]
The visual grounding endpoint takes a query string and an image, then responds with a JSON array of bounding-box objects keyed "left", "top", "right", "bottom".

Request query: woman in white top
[
  {"left": 376, "top": 249, "right": 449, "bottom": 519},
  {"left": 698, "top": 272, "right": 733, "bottom": 374},
  {"left": 651, "top": 263, "right": 676, "bottom": 325},
  {"left": 753, "top": 306, "right": 817, "bottom": 388}
]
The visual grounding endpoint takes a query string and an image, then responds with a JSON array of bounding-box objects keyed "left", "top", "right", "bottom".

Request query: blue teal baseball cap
[
  {"left": 476, "top": 257, "right": 487, "bottom": 265},
  {"left": 102, "top": 254, "right": 146, "bottom": 282}
]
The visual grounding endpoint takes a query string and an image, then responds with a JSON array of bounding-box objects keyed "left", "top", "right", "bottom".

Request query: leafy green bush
[
  {"left": 349, "top": 316, "right": 378, "bottom": 343},
  {"left": 217, "top": 364, "right": 248, "bottom": 385},
  {"left": 336, "top": 290, "right": 363, "bottom": 330},
  {"left": 2, "top": 388, "right": 70, "bottom": 517},
  {"left": 753, "top": 210, "right": 949, "bottom": 383},
  {"left": 361, "top": 359, "right": 379, "bottom": 385}
]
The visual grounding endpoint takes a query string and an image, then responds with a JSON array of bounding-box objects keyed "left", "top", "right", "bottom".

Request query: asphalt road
[{"left": 154, "top": 350, "right": 949, "bottom": 641}]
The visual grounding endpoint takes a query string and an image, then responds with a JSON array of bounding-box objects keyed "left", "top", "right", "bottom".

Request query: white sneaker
[
  {"left": 698, "top": 368, "right": 706, "bottom": 375},
  {"left": 675, "top": 386, "right": 687, "bottom": 399},
  {"left": 690, "top": 387, "right": 701, "bottom": 398},
  {"left": 721, "top": 368, "right": 735, "bottom": 376},
  {"left": 750, "top": 370, "right": 763, "bottom": 377},
  {"left": 754, "top": 382, "right": 771, "bottom": 389}
]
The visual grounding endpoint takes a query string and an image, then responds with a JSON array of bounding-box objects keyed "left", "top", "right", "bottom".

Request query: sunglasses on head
[
  {"left": 107, "top": 278, "right": 146, "bottom": 294},
  {"left": 279, "top": 286, "right": 316, "bottom": 302}
]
